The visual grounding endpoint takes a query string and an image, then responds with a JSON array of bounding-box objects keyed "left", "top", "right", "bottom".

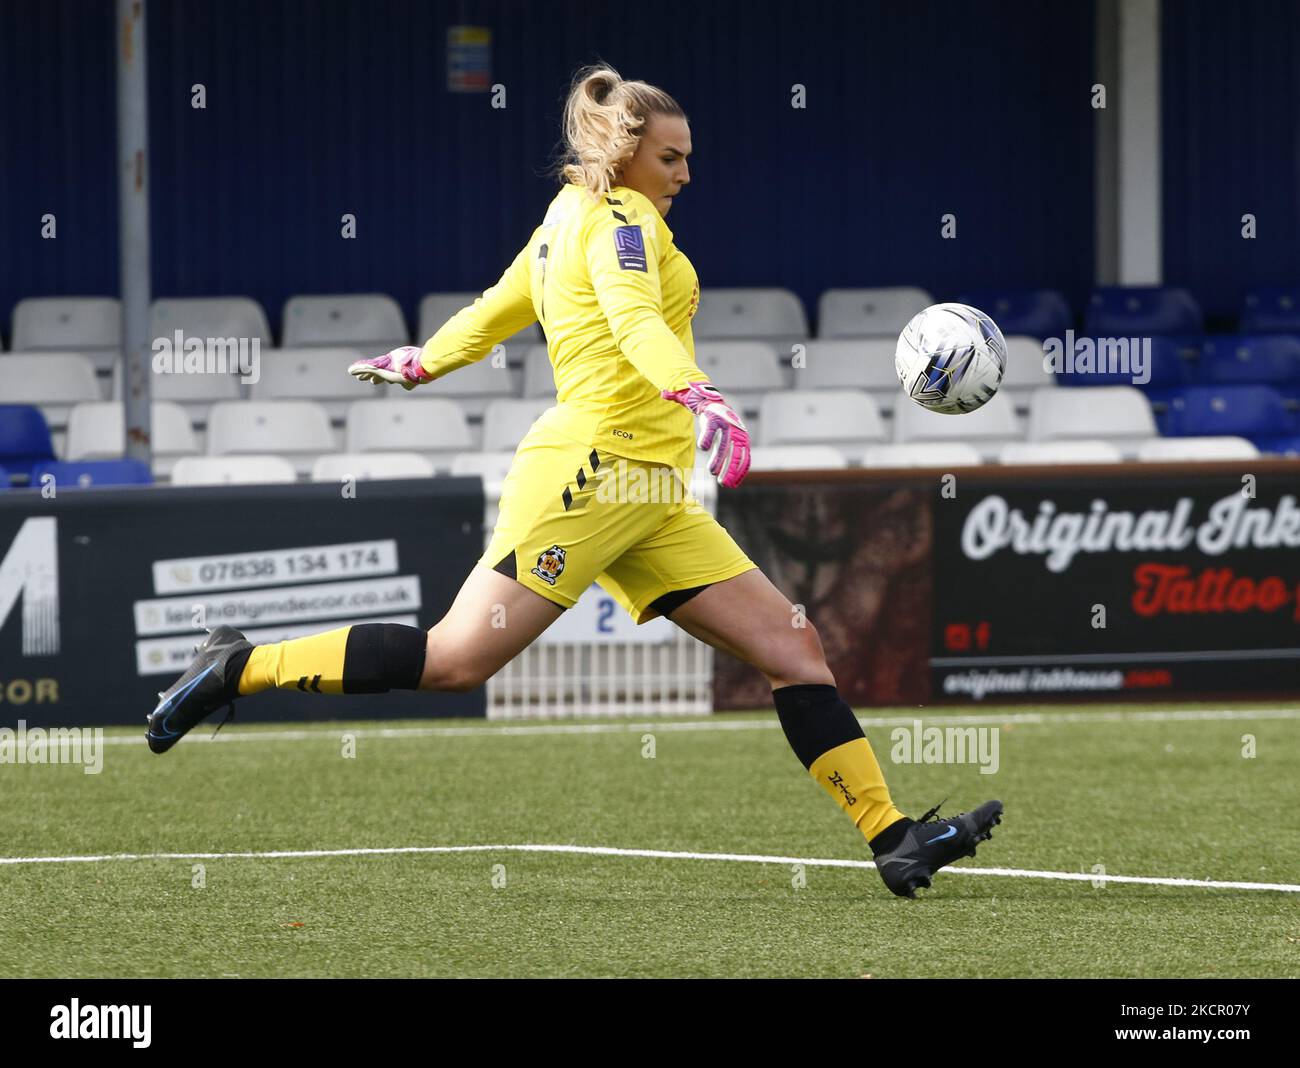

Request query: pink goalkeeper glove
[
  {"left": 661, "top": 380, "right": 752, "bottom": 488},
  {"left": 348, "top": 345, "right": 431, "bottom": 390}
]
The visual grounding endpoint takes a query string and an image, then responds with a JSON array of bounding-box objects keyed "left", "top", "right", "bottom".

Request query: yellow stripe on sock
[
  {"left": 237, "top": 626, "right": 352, "bottom": 695},
  {"left": 808, "top": 738, "right": 907, "bottom": 843}
]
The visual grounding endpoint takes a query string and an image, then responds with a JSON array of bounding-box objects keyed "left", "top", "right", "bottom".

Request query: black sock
[
  {"left": 772, "top": 683, "right": 864, "bottom": 768},
  {"left": 222, "top": 647, "right": 254, "bottom": 700},
  {"left": 867, "top": 817, "right": 915, "bottom": 856},
  {"left": 772, "top": 683, "right": 909, "bottom": 850},
  {"left": 337, "top": 623, "right": 428, "bottom": 692}
]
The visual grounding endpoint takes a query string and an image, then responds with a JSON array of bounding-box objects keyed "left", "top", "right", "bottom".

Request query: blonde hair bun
[{"left": 558, "top": 63, "right": 685, "bottom": 201}]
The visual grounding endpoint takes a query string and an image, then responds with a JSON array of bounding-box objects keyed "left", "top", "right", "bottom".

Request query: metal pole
[
  {"left": 1094, "top": 0, "right": 1120, "bottom": 287},
  {"left": 1117, "top": 0, "right": 1162, "bottom": 285},
  {"left": 117, "top": 0, "right": 152, "bottom": 464}
]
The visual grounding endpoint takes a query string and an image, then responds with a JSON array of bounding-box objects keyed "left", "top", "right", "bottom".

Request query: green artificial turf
[{"left": 1, "top": 702, "right": 1297, "bottom": 977}]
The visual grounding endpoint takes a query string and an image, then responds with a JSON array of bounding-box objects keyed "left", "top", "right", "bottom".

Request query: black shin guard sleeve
[
  {"left": 772, "top": 683, "right": 866, "bottom": 769},
  {"left": 341, "top": 623, "right": 428, "bottom": 693},
  {"left": 223, "top": 647, "right": 254, "bottom": 700}
]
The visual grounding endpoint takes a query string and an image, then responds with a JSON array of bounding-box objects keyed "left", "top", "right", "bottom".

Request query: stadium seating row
[
  {"left": 0, "top": 434, "right": 1270, "bottom": 491},
  {"left": 5, "top": 335, "right": 1300, "bottom": 432},
  {"left": 7, "top": 285, "right": 1300, "bottom": 355},
  {"left": 2, "top": 386, "right": 1295, "bottom": 488}
]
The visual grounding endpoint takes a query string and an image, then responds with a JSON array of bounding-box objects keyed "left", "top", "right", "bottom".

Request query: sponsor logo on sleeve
[{"left": 613, "top": 226, "right": 648, "bottom": 272}]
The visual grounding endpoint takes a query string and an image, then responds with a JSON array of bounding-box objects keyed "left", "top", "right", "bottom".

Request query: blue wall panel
[
  {"left": 0, "top": 0, "right": 118, "bottom": 337},
  {"left": 1163, "top": 0, "right": 1300, "bottom": 323},
  {"left": 3, "top": 0, "right": 1095, "bottom": 342}
]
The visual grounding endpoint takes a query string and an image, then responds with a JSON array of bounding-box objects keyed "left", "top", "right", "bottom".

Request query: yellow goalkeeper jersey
[{"left": 418, "top": 182, "right": 705, "bottom": 469}]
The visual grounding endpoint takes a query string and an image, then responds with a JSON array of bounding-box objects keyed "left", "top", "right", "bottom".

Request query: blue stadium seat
[
  {"left": 1278, "top": 380, "right": 1300, "bottom": 409},
  {"left": 1158, "top": 334, "right": 1205, "bottom": 387},
  {"left": 0, "top": 465, "right": 9, "bottom": 489},
  {"left": 1085, "top": 287, "right": 1203, "bottom": 336},
  {"left": 955, "top": 289, "right": 1072, "bottom": 339},
  {"left": 1197, "top": 334, "right": 1300, "bottom": 385},
  {"left": 0, "top": 404, "right": 56, "bottom": 482},
  {"left": 1053, "top": 335, "right": 1192, "bottom": 387},
  {"left": 1241, "top": 287, "right": 1300, "bottom": 333},
  {"left": 1157, "top": 385, "right": 1296, "bottom": 439},
  {"left": 1143, "top": 386, "right": 1184, "bottom": 432},
  {"left": 29, "top": 459, "right": 153, "bottom": 488},
  {"left": 1253, "top": 434, "right": 1300, "bottom": 456}
]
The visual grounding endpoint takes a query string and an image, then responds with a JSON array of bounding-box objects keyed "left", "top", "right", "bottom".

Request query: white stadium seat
[
  {"left": 892, "top": 389, "right": 1022, "bottom": 462},
  {"left": 1135, "top": 436, "right": 1260, "bottom": 462},
  {"left": 2, "top": 352, "right": 107, "bottom": 457},
  {"left": 282, "top": 294, "right": 408, "bottom": 351},
  {"left": 816, "top": 286, "right": 932, "bottom": 338},
  {"left": 0, "top": 354, "right": 106, "bottom": 435},
  {"left": 757, "top": 390, "right": 887, "bottom": 463},
  {"left": 482, "top": 398, "right": 553, "bottom": 452},
  {"left": 346, "top": 398, "right": 473, "bottom": 470},
  {"left": 171, "top": 455, "right": 297, "bottom": 486},
  {"left": 111, "top": 356, "right": 243, "bottom": 427},
  {"left": 149, "top": 297, "right": 272, "bottom": 348},
  {"left": 251, "top": 348, "right": 379, "bottom": 420},
  {"left": 692, "top": 287, "right": 808, "bottom": 347},
  {"left": 1000, "top": 335, "right": 1057, "bottom": 412},
  {"left": 522, "top": 343, "right": 557, "bottom": 398},
  {"left": 693, "top": 341, "right": 785, "bottom": 417},
  {"left": 861, "top": 442, "right": 983, "bottom": 468},
  {"left": 425, "top": 350, "right": 517, "bottom": 417},
  {"left": 11, "top": 297, "right": 122, "bottom": 372},
  {"left": 310, "top": 452, "right": 435, "bottom": 482},
  {"left": 65, "top": 401, "right": 199, "bottom": 478},
  {"left": 999, "top": 440, "right": 1123, "bottom": 465},
  {"left": 748, "top": 445, "right": 849, "bottom": 471},
  {"left": 1027, "top": 386, "right": 1156, "bottom": 456},
  {"left": 792, "top": 338, "right": 902, "bottom": 415},
  {"left": 206, "top": 400, "right": 336, "bottom": 476},
  {"left": 418, "top": 292, "right": 540, "bottom": 353}
]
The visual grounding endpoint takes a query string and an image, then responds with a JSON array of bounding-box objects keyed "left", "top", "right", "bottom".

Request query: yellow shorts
[{"left": 480, "top": 424, "right": 756, "bottom": 623}]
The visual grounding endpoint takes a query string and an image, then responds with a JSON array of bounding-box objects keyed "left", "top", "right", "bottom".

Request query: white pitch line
[
  {"left": 91, "top": 706, "right": 1300, "bottom": 745},
  {"left": 1, "top": 842, "right": 1297, "bottom": 893}
]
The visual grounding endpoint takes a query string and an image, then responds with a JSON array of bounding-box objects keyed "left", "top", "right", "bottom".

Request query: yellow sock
[
  {"left": 238, "top": 626, "right": 353, "bottom": 695},
  {"left": 235, "top": 622, "right": 429, "bottom": 696},
  {"left": 809, "top": 738, "right": 908, "bottom": 842}
]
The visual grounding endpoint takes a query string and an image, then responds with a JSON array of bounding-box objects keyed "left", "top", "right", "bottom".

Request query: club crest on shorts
[{"left": 531, "top": 545, "right": 567, "bottom": 585}]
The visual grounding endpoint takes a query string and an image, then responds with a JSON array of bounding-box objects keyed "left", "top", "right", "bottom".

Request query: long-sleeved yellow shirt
[{"left": 418, "top": 182, "right": 705, "bottom": 468}]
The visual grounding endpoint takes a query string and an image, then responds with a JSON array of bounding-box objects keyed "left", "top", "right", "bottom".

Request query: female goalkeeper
[{"left": 146, "top": 64, "right": 1000, "bottom": 898}]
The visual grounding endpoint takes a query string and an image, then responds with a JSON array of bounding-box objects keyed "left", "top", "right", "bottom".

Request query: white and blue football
[{"left": 895, "top": 302, "right": 1008, "bottom": 414}]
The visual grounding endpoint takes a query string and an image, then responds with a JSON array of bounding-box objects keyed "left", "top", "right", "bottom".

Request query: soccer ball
[{"left": 895, "top": 302, "right": 1008, "bottom": 414}]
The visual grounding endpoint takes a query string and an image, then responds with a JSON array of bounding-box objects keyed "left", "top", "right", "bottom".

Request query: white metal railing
[
  {"left": 490, "top": 633, "right": 713, "bottom": 719},
  {"left": 477, "top": 472, "right": 715, "bottom": 719}
]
